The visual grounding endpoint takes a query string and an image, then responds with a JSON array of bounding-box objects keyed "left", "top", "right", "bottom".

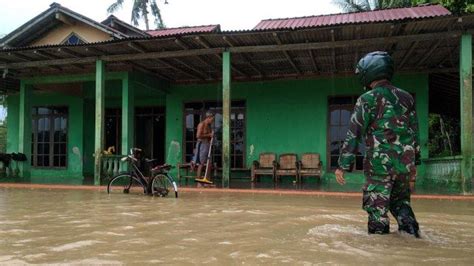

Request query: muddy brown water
[{"left": 1, "top": 188, "right": 473, "bottom": 264}]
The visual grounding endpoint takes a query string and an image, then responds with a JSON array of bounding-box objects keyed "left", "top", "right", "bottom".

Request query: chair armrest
[{"left": 252, "top": 160, "right": 260, "bottom": 167}]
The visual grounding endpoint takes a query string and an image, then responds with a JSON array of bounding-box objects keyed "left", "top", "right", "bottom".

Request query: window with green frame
[
  {"left": 184, "top": 101, "right": 246, "bottom": 168},
  {"left": 31, "top": 107, "right": 68, "bottom": 168},
  {"left": 328, "top": 96, "right": 365, "bottom": 171}
]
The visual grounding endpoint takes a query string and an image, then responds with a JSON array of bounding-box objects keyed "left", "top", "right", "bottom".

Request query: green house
[{"left": 0, "top": 3, "right": 472, "bottom": 193}]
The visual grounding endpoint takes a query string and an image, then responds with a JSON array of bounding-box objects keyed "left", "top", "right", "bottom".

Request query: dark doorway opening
[{"left": 135, "top": 107, "right": 166, "bottom": 164}]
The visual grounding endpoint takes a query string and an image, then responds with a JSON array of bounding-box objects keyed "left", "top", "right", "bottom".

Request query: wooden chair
[
  {"left": 251, "top": 153, "right": 276, "bottom": 182},
  {"left": 274, "top": 153, "right": 299, "bottom": 182},
  {"left": 297, "top": 153, "right": 322, "bottom": 183}
]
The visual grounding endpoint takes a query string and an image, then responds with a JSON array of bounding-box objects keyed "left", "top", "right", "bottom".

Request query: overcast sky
[{"left": 0, "top": 0, "right": 342, "bottom": 36}]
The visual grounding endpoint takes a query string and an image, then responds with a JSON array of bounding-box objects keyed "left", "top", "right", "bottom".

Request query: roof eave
[
  {"left": 102, "top": 16, "right": 150, "bottom": 37},
  {"left": 0, "top": 7, "right": 57, "bottom": 47},
  {"left": 1, "top": 3, "right": 129, "bottom": 48}
]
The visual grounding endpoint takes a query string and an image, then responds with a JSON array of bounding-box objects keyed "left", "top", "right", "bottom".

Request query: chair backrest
[
  {"left": 279, "top": 153, "right": 297, "bottom": 169},
  {"left": 259, "top": 153, "right": 276, "bottom": 168},
  {"left": 301, "top": 153, "right": 321, "bottom": 169}
]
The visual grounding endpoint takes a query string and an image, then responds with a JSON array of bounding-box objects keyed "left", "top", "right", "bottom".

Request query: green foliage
[
  {"left": 333, "top": 0, "right": 415, "bottom": 12},
  {"left": 413, "top": 0, "right": 474, "bottom": 14},
  {"left": 428, "top": 113, "right": 460, "bottom": 157},
  {"left": 107, "top": 0, "right": 167, "bottom": 30},
  {"left": 334, "top": 0, "right": 474, "bottom": 14}
]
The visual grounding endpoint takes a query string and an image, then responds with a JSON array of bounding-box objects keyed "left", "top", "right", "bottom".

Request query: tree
[
  {"left": 334, "top": 0, "right": 474, "bottom": 13},
  {"left": 333, "top": 0, "right": 413, "bottom": 12},
  {"left": 413, "top": 0, "right": 474, "bottom": 15},
  {"left": 107, "top": 0, "right": 167, "bottom": 30}
]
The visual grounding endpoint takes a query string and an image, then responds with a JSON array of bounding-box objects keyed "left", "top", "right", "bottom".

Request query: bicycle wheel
[
  {"left": 150, "top": 174, "right": 178, "bottom": 198},
  {"left": 107, "top": 173, "right": 147, "bottom": 195}
]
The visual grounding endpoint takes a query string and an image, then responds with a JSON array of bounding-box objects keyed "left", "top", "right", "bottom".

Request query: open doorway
[
  {"left": 135, "top": 107, "right": 166, "bottom": 164},
  {"left": 104, "top": 106, "right": 166, "bottom": 163}
]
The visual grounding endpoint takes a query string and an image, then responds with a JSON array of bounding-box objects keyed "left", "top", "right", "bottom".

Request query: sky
[{"left": 0, "top": 0, "right": 342, "bottom": 36}]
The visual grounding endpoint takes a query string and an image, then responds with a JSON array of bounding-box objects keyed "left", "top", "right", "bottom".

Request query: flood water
[{"left": 1, "top": 188, "right": 474, "bottom": 264}]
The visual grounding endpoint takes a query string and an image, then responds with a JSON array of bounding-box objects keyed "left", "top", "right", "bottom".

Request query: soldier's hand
[
  {"left": 410, "top": 167, "right": 417, "bottom": 182},
  {"left": 335, "top": 168, "right": 346, "bottom": 185}
]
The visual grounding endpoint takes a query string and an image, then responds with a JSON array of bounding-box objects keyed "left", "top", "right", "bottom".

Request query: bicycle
[{"left": 106, "top": 148, "right": 178, "bottom": 198}]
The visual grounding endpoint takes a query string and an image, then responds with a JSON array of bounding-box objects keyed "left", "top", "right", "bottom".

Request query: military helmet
[{"left": 355, "top": 51, "right": 394, "bottom": 88}]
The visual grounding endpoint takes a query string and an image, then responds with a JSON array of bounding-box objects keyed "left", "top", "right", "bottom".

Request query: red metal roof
[
  {"left": 147, "top": 25, "right": 221, "bottom": 37},
  {"left": 254, "top": 4, "right": 451, "bottom": 30}
]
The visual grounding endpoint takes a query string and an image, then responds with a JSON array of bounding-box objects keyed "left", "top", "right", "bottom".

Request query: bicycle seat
[{"left": 152, "top": 164, "right": 172, "bottom": 171}]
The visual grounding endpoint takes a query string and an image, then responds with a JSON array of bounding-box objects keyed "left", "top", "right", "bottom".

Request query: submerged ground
[{"left": 1, "top": 186, "right": 473, "bottom": 264}]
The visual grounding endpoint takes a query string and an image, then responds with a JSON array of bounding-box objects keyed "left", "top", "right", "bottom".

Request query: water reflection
[{"left": 0, "top": 188, "right": 473, "bottom": 264}]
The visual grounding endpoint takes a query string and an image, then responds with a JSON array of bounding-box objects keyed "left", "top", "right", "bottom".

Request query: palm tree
[
  {"left": 107, "top": 0, "right": 166, "bottom": 30},
  {"left": 333, "top": 0, "right": 413, "bottom": 12}
]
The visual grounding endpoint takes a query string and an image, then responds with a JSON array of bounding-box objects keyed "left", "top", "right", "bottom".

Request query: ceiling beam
[
  {"left": 127, "top": 61, "right": 171, "bottom": 87},
  {"left": 222, "top": 36, "right": 263, "bottom": 77},
  {"left": 330, "top": 29, "right": 337, "bottom": 72},
  {"left": 354, "top": 26, "right": 361, "bottom": 67},
  {"left": 158, "top": 59, "right": 204, "bottom": 80},
  {"left": 273, "top": 33, "right": 301, "bottom": 74},
  {"left": 128, "top": 40, "right": 206, "bottom": 80},
  {"left": 55, "top": 48, "right": 85, "bottom": 70},
  {"left": 415, "top": 40, "right": 443, "bottom": 68},
  {"left": 57, "top": 47, "right": 83, "bottom": 58},
  {"left": 387, "top": 23, "right": 407, "bottom": 55},
  {"left": 84, "top": 46, "right": 107, "bottom": 56},
  {"left": 34, "top": 50, "right": 60, "bottom": 60},
  {"left": 175, "top": 38, "right": 217, "bottom": 79},
  {"left": 195, "top": 36, "right": 248, "bottom": 77},
  {"left": 0, "top": 30, "right": 466, "bottom": 70},
  {"left": 33, "top": 50, "right": 62, "bottom": 71},
  {"left": 127, "top": 41, "right": 147, "bottom": 53},
  {"left": 308, "top": 48, "right": 319, "bottom": 74},
  {"left": 8, "top": 52, "right": 34, "bottom": 61},
  {"left": 398, "top": 41, "right": 419, "bottom": 69},
  {"left": 172, "top": 58, "right": 208, "bottom": 80}
]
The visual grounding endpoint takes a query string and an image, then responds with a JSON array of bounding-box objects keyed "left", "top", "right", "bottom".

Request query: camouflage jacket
[{"left": 338, "top": 81, "right": 421, "bottom": 176}]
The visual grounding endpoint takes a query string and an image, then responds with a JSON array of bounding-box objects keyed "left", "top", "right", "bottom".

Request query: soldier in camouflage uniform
[{"left": 335, "top": 51, "right": 421, "bottom": 237}]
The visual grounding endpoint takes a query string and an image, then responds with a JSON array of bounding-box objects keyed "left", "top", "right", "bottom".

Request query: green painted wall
[
  {"left": 5, "top": 72, "right": 428, "bottom": 186},
  {"left": 7, "top": 91, "right": 84, "bottom": 184},
  {"left": 5, "top": 72, "right": 167, "bottom": 184},
  {"left": 81, "top": 79, "right": 166, "bottom": 179},
  {"left": 165, "top": 74, "right": 429, "bottom": 183}
]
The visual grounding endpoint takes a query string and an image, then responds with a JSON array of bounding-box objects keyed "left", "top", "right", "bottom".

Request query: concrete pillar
[
  {"left": 18, "top": 80, "right": 31, "bottom": 181},
  {"left": 460, "top": 33, "right": 472, "bottom": 193},
  {"left": 222, "top": 51, "right": 231, "bottom": 188},
  {"left": 121, "top": 74, "right": 134, "bottom": 156},
  {"left": 94, "top": 60, "right": 105, "bottom": 185}
]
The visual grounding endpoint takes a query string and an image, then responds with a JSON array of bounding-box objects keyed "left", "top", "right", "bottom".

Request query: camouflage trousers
[{"left": 362, "top": 174, "right": 419, "bottom": 236}]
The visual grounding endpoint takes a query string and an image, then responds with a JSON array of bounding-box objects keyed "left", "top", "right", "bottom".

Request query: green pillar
[
  {"left": 121, "top": 74, "right": 134, "bottom": 156},
  {"left": 222, "top": 51, "right": 231, "bottom": 188},
  {"left": 460, "top": 34, "right": 472, "bottom": 193},
  {"left": 94, "top": 60, "right": 105, "bottom": 185},
  {"left": 18, "top": 80, "right": 32, "bottom": 181}
]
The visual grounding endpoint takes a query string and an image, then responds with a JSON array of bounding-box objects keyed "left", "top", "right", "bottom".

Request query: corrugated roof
[
  {"left": 102, "top": 15, "right": 150, "bottom": 37},
  {"left": 0, "top": 2, "right": 127, "bottom": 48},
  {"left": 254, "top": 4, "right": 451, "bottom": 30},
  {"left": 147, "top": 25, "right": 221, "bottom": 37}
]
